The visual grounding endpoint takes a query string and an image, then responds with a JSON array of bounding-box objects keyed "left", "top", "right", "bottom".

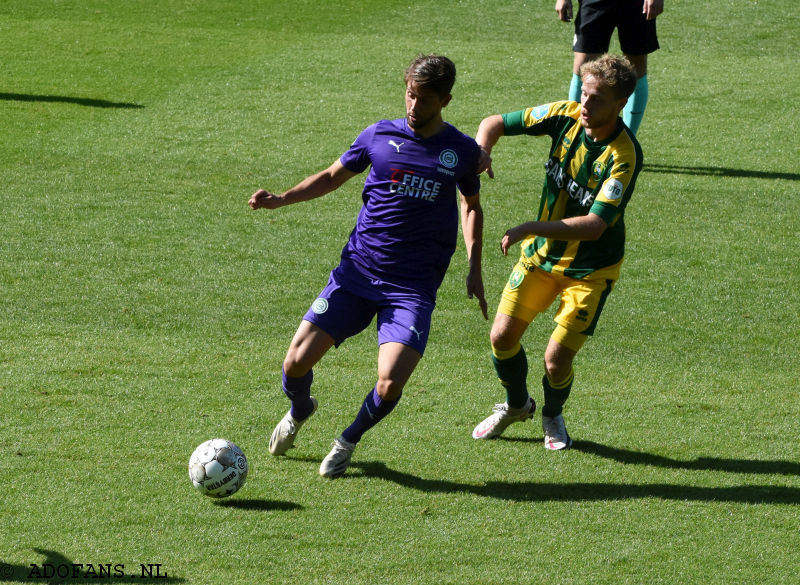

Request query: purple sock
[
  {"left": 282, "top": 368, "right": 315, "bottom": 421},
  {"left": 341, "top": 387, "right": 401, "bottom": 444}
]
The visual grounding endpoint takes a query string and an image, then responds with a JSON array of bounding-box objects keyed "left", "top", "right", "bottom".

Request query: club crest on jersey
[
  {"left": 592, "top": 161, "right": 606, "bottom": 181},
  {"left": 439, "top": 149, "right": 458, "bottom": 169},
  {"left": 508, "top": 269, "right": 525, "bottom": 290},
  {"left": 311, "top": 298, "right": 329, "bottom": 314}
]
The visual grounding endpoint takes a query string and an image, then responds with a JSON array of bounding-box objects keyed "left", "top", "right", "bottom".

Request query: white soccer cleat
[
  {"left": 472, "top": 398, "right": 536, "bottom": 440},
  {"left": 542, "top": 413, "right": 572, "bottom": 450},
  {"left": 319, "top": 437, "right": 357, "bottom": 479},
  {"left": 268, "top": 397, "right": 318, "bottom": 456}
]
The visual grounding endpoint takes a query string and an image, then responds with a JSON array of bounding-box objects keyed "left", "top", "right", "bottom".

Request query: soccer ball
[{"left": 188, "top": 439, "right": 248, "bottom": 498}]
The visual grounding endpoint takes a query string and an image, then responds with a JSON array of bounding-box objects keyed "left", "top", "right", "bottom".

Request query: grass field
[{"left": 1, "top": 1, "right": 798, "bottom": 584}]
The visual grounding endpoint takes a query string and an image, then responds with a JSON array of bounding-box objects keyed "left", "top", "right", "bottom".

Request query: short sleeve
[{"left": 339, "top": 123, "right": 377, "bottom": 174}]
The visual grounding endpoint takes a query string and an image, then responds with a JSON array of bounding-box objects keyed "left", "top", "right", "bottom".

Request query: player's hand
[
  {"left": 500, "top": 226, "right": 525, "bottom": 256},
  {"left": 555, "top": 0, "right": 573, "bottom": 22},
  {"left": 643, "top": 0, "right": 663, "bottom": 20},
  {"left": 249, "top": 189, "right": 282, "bottom": 210},
  {"left": 466, "top": 271, "right": 489, "bottom": 320},
  {"left": 477, "top": 147, "right": 494, "bottom": 179}
]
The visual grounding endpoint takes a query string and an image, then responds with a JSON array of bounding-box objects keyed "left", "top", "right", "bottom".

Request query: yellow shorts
[{"left": 498, "top": 261, "right": 615, "bottom": 351}]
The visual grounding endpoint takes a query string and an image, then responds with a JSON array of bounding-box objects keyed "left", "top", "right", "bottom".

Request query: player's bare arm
[
  {"left": 460, "top": 192, "right": 488, "bottom": 320},
  {"left": 643, "top": 0, "right": 664, "bottom": 20},
  {"left": 475, "top": 115, "right": 506, "bottom": 179},
  {"left": 475, "top": 147, "right": 492, "bottom": 177},
  {"left": 555, "top": 0, "right": 573, "bottom": 22},
  {"left": 500, "top": 214, "right": 607, "bottom": 256},
  {"left": 249, "top": 160, "right": 357, "bottom": 210}
]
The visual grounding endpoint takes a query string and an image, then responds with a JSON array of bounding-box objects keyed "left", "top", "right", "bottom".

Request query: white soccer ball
[{"left": 188, "top": 438, "right": 248, "bottom": 498}]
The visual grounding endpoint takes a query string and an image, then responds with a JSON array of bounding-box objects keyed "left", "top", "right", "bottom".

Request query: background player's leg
[
  {"left": 622, "top": 54, "right": 648, "bottom": 135},
  {"left": 568, "top": 0, "right": 609, "bottom": 100},
  {"left": 569, "top": 52, "right": 601, "bottom": 101}
]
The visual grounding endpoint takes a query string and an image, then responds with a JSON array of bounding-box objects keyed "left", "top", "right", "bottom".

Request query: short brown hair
[
  {"left": 404, "top": 54, "right": 456, "bottom": 98},
  {"left": 579, "top": 54, "right": 637, "bottom": 99}
]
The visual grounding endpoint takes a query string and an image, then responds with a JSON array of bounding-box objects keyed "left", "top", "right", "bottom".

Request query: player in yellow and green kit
[{"left": 471, "top": 54, "right": 642, "bottom": 450}]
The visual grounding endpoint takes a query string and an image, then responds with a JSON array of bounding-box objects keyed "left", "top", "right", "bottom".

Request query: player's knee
[
  {"left": 623, "top": 54, "right": 648, "bottom": 78},
  {"left": 490, "top": 325, "right": 517, "bottom": 352},
  {"left": 375, "top": 377, "right": 404, "bottom": 401},
  {"left": 544, "top": 359, "right": 571, "bottom": 385},
  {"left": 544, "top": 339, "right": 578, "bottom": 383},
  {"left": 282, "top": 359, "right": 304, "bottom": 378},
  {"left": 282, "top": 350, "right": 311, "bottom": 378}
]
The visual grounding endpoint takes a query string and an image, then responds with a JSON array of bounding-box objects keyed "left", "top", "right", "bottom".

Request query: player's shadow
[
  {"left": 572, "top": 440, "right": 800, "bottom": 476},
  {"left": 0, "top": 92, "right": 143, "bottom": 109},
  {"left": 643, "top": 162, "right": 798, "bottom": 182},
  {"left": 498, "top": 438, "right": 800, "bottom": 477},
  {"left": 351, "top": 461, "right": 800, "bottom": 505},
  {"left": 213, "top": 498, "right": 303, "bottom": 511},
  {"left": 0, "top": 549, "right": 184, "bottom": 583}
]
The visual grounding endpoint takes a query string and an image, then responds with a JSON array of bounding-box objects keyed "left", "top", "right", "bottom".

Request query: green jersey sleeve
[
  {"left": 501, "top": 109, "right": 528, "bottom": 135},
  {"left": 502, "top": 102, "right": 576, "bottom": 137}
]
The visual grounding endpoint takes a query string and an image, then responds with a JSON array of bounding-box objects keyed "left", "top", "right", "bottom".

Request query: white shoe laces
[{"left": 491, "top": 403, "right": 510, "bottom": 415}]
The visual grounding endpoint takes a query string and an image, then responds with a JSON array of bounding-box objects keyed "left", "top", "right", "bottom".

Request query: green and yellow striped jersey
[{"left": 502, "top": 101, "right": 642, "bottom": 280}]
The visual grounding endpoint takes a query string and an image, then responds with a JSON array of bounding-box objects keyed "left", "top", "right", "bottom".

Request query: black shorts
[{"left": 573, "top": 0, "right": 659, "bottom": 55}]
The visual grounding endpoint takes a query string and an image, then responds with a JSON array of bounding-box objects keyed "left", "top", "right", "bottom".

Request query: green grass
[{"left": 1, "top": 1, "right": 798, "bottom": 583}]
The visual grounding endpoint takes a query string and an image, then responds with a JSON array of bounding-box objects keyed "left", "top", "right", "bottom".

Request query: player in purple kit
[{"left": 249, "top": 54, "right": 487, "bottom": 479}]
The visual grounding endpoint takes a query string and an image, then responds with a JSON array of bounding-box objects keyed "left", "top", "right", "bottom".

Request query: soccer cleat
[
  {"left": 472, "top": 397, "right": 536, "bottom": 440},
  {"left": 319, "top": 437, "right": 356, "bottom": 479},
  {"left": 542, "top": 413, "right": 572, "bottom": 450},
  {"left": 268, "top": 397, "right": 318, "bottom": 456}
]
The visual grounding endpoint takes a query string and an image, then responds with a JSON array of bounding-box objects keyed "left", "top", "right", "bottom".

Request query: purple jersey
[{"left": 338, "top": 118, "right": 481, "bottom": 299}]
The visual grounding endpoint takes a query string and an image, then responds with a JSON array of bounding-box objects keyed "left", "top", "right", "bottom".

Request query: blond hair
[{"left": 579, "top": 54, "right": 637, "bottom": 99}]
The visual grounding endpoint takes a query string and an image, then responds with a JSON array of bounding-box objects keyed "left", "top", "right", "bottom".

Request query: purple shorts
[{"left": 302, "top": 262, "right": 435, "bottom": 356}]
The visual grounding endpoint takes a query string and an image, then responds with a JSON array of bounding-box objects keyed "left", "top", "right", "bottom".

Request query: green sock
[
  {"left": 623, "top": 75, "right": 649, "bottom": 135},
  {"left": 568, "top": 73, "right": 582, "bottom": 102},
  {"left": 541, "top": 370, "right": 574, "bottom": 417},
  {"left": 491, "top": 346, "right": 529, "bottom": 409}
]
